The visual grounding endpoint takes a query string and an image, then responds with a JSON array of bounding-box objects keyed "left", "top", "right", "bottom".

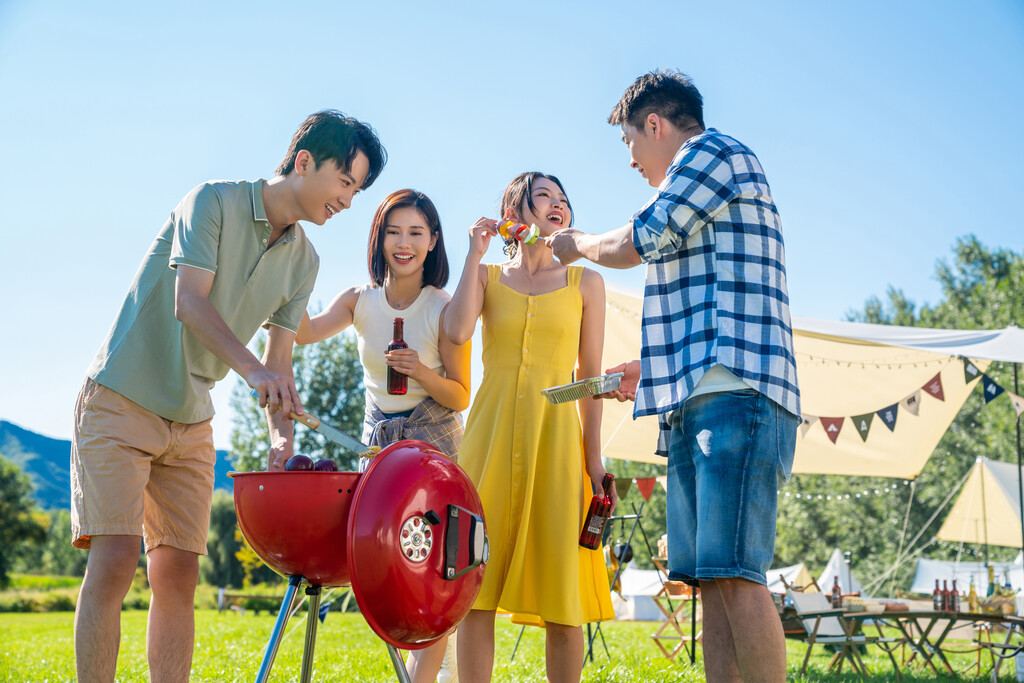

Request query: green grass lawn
[{"left": 0, "top": 608, "right": 1019, "bottom": 681}]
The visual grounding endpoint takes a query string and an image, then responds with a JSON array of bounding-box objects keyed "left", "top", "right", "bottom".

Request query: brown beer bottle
[
  {"left": 941, "top": 579, "right": 950, "bottom": 611},
  {"left": 579, "top": 474, "right": 614, "bottom": 549},
  {"left": 932, "top": 579, "right": 942, "bottom": 611},
  {"left": 386, "top": 317, "right": 408, "bottom": 395},
  {"left": 831, "top": 575, "right": 842, "bottom": 608}
]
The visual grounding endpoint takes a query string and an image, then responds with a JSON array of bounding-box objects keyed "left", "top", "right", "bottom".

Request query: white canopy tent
[
  {"left": 910, "top": 555, "right": 1023, "bottom": 595},
  {"left": 609, "top": 566, "right": 667, "bottom": 621}
]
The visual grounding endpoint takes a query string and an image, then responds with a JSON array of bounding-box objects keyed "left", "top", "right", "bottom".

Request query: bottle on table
[
  {"left": 831, "top": 575, "right": 843, "bottom": 608},
  {"left": 987, "top": 564, "right": 995, "bottom": 596},
  {"left": 942, "top": 579, "right": 950, "bottom": 611},
  {"left": 967, "top": 579, "right": 979, "bottom": 612},
  {"left": 386, "top": 317, "right": 408, "bottom": 395},
  {"left": 933, "top": 579, "right": 942, "bottom": 611},
  {"left": 579, "top": 473, "right": 614, "bottom": 550},
  {"left": 950, "top": 579, "right": 960, "bottom": 612}
]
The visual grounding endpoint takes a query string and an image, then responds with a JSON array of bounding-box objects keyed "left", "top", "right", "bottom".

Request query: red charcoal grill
[{"left": 231, "top": 439, "right": 488, "bottom": 682}]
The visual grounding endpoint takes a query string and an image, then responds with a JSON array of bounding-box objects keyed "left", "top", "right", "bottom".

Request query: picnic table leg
[
  {"left": 869, "top": 620, "right": 903, "bottom": 680},
  {"left": 926, "top": 618, "right": 957, "bottom": 675}
]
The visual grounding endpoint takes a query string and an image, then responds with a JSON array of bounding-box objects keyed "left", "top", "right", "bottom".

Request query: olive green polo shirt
[{"left": 88, "top": 179, "right": 319, "bottom": 423}]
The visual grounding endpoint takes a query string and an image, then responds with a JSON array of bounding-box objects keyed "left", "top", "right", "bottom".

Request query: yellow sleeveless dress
[{"left": 459, "top": 264, "right": 614, "bottom": 627}]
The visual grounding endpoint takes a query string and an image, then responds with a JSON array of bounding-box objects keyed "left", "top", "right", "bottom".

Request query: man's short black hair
[
  {"left": 608, "top": 70, "right": 705, "bottom": 131},
  {"left": 277, "top": 110, "right": 387, "bottom": 189}
]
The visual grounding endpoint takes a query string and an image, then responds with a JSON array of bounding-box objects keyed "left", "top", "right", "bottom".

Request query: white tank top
[{"left": 353, "top": 285, "right": 450, "bottom": 413}]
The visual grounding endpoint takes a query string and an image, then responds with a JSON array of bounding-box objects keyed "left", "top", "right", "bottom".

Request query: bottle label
[{"left": 586, "top": 516, "right": 607, "bottom": 536}]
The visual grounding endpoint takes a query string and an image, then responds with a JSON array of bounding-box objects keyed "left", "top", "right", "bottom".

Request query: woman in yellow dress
[{"left": 445, "top": 172, "right": 615, "bottom": 683}]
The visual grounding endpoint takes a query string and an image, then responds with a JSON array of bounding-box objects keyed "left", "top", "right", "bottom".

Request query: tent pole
[
  {"left": 981, "top": 459, "right": 989, "bottom": 567},
  {"left": 1015, "top": 363, "right": 1023, "bottom": 561}
]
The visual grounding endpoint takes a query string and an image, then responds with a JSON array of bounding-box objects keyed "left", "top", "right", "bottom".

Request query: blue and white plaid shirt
[{"left": 630, "top": 128, "right": 800, "bottom": 454}]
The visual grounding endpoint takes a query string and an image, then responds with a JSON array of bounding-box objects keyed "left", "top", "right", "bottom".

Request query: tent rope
[
  {"left": 888, "top": 480, "right": 917, "bottom": 596},
  {"left": 866, "top": 537, "right": 937, "bottom": 596},
  {"left": 868, "top": 465, "right": 973, "bottom": 596}
]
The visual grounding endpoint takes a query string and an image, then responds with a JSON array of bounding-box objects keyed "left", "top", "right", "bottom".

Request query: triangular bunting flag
[
  {"left": 614, "top": 477, "right": 633, "bottom": 500},
  {"left": 1009, "top": 392, "right": 1024, "bottom": 417},
  {"left": 636, "top": 477, "right": 657, "bottom": 501},
  {"left": 876, "top": 403, "right": 899, "bottom": 432},
  {"left": 852, "top": 413, "right": 874, "bottom": 442},
  {"left": 982, "top": 374, "right": 1005, "bottom": 403},
  {"left": 657, "top": 476, "right": 668, "bottom": 492},
  {"left": 901, "top": 390, "right": 922, "bottom": 416},
  {"left": 799, "top": 415, "right": 819, "bottom": 438},
  {"left": 819, "top": 417, "right": 845, "bottom": 444},
  {"left": 318, "top": 600, "right": 332, "bottom": 624},
  {"left": 963, "top": 358, "right": 982, "bottom": 384},
  {"left": 923, "top": 373, "right": 945, "bottom": 401}
]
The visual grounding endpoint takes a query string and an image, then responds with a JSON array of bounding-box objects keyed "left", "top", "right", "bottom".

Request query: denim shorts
[{"left": 666, "top": 389, "right": 798, "bottom": 587}]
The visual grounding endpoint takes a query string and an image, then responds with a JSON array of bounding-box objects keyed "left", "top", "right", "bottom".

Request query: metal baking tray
[{"left": 541, "top": 372, "right": 624, "bottom": 404}]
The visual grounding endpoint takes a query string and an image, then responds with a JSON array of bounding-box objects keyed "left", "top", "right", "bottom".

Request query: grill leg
[
  {"left": 255, "top": 575, "right": 303, "bottom": 683},
  {"left": 387, "top": 643, "right": 412, "bottom": 683},
  {"left": 299, "top": 585, "right": 323, "bottom": 683}
]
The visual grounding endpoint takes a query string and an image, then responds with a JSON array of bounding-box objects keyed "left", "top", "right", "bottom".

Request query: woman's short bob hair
[{"left": 367, "top": 189, "right": 449, "bottom": 289}]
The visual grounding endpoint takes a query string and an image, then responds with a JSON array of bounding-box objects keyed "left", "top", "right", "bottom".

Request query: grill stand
[{"left": 252, "top": 575, "right": 412, "bottom": 683}]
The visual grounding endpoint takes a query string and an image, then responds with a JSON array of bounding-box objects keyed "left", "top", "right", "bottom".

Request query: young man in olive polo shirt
[{"left": 71, "top": 110, "right": 386, "bottom": 683}]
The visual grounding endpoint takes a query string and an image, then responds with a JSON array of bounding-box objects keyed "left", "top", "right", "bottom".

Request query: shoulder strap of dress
[
  {"left": 487, "top": 263, "right": 501, "bottom": 283},
  {"left": 568, "top": 265, "right": 583, "bottom": 289}
]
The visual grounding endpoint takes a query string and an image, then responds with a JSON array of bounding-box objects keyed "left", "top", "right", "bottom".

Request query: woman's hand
[
  {"left": 468, "top": 217, "right": 498, "bottom": 259},
  {"left": 385, "top": 347, "right": 426, "bottom": 382},
  {"left": 588, "top": 463, "right": 618, "bottom": 513}
]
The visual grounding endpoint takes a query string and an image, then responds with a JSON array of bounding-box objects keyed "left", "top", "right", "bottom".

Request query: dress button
[
  {"left": 523, "top": 348, "right": 529, "bottom": 353},
  {"left": 518, "top": 394, "right": 524, "bottom": 399}
]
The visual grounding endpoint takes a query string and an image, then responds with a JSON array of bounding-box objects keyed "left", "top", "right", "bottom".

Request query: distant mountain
[{"left": 0, "top": 420, "right": 233, "bottom": 510}]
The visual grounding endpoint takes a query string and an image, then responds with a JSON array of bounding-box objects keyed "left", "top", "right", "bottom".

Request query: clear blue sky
[{"left": 1, "top": 0, "right": 1021, "bottom": 447}]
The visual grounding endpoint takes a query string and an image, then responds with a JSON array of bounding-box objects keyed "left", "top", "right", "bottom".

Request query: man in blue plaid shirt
[{"left": 548, "top": 70, "right": 800, "bottom": 682}]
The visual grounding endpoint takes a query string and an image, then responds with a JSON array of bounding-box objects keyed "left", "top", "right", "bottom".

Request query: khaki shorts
[{"left": 71, "top": 379, "right": 216, "bottom": 555}]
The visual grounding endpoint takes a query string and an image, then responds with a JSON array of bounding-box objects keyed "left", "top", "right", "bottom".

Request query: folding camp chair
[{"left": 787, "top": 590, "right": 881, "bottom": 678}]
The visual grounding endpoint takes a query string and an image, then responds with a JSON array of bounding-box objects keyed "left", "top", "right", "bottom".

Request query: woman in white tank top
[{"left": 295, "top": 189, "right": 469, "bottom": 683}]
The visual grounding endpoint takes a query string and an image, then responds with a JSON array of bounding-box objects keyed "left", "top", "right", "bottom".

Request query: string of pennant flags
[
  {"left": 800, "top": 357, "right": 1024, "bottom": 445},
  {"left": 609, "top": 475, "right": 668, "bottom": 501}
]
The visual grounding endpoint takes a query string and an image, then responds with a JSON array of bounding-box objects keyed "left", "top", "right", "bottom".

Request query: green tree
[
  {"left": 0, "top": 455, "right": 47, "bottom": 588},
  {"left": 229, "top": 329, "right": 365, "bottom": 472},
  {"left": 43, "top": 510, "right": 89, "bottom": 576},
  {"left": 774, "top": 237, "right": 1024, "bottom": 593},
  {"left": 201, "top": 490, "right": 244, "bottom": 588}
]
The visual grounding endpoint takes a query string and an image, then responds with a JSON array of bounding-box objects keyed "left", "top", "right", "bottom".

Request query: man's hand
[
  {"left": 266, "top": 436, "right": 294, "bottom": 471},
  {"left": 249, "top": 367, "right": 303, "bottom": 418},
  {"left": 594, "top": 360, "right": 640, "bottom": 402},
  {"left": 546, "top": 228, "right": 584, "bottom": 265}
]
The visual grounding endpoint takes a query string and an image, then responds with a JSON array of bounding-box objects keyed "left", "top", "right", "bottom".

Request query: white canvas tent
[
  {"left": 766, "top": 562, "right": 817, "bottom": 594},
  {"left": 937, "top": 458, "right": 1024, "bottom": 548},
  {"left": 599, "top": 286, "right": 1024, "bottom": 482},
  {"left": 817, "top": 548, "right": 868, "bottom": 597},
  {"left": 609, "top": 566, "right": 667, "bottom": 621},
  {"left": 910, "top": 555, "right": 1024, "bottom": 595}
]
